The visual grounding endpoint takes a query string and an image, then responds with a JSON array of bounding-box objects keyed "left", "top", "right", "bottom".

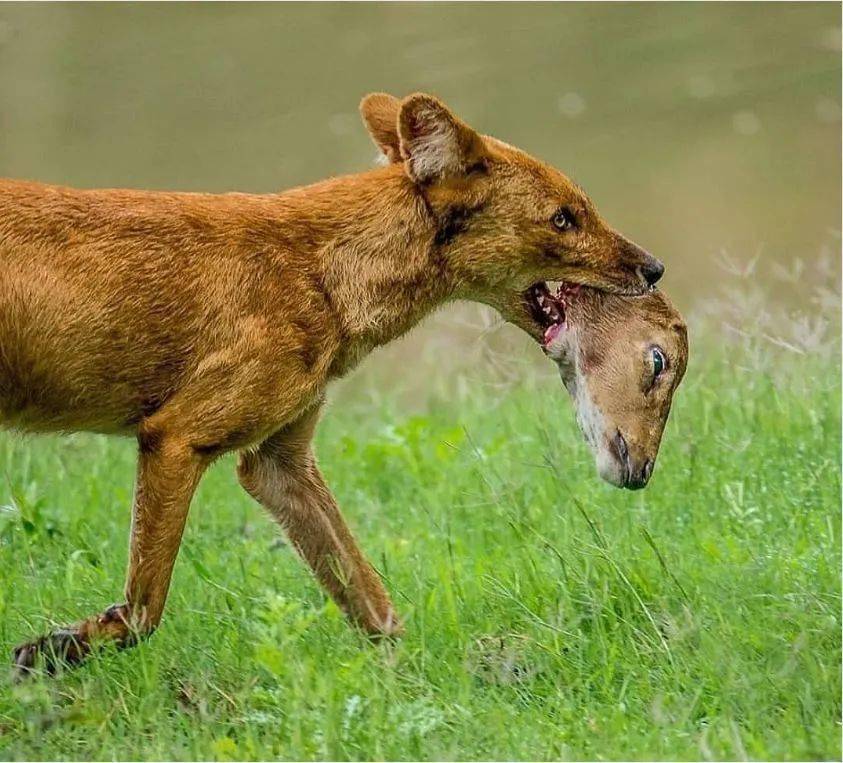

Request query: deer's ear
[
  {"left": 360, "top": 92, "right": 402, "bottom": 163},
  {"left": 397, "top": 94, "right": 486, "bottom": 183}
]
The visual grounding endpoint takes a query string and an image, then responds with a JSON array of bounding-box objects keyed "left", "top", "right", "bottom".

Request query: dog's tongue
[{"left": 543, "top": 323, "right": 563, "bottom": 345}]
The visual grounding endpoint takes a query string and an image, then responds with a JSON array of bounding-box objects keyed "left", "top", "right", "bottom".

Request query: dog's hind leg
[
  {"left": 237, "top": 405, "right": 402, "bottom": 638},
  {"left": 12, "top": 428, "right": 209, "bottom": 678}
]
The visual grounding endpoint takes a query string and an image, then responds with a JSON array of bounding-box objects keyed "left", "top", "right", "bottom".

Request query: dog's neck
[{"left": 269, "top": 165, "right": 461, "bottom": 376}]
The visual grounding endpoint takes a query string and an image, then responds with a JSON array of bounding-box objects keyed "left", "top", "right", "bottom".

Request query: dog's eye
[
  {"left": 651, "top": 347, "right": 667, "bottom": 380},
  {"left": 552, "top": 207, "right": 575, "bottom": 232}
]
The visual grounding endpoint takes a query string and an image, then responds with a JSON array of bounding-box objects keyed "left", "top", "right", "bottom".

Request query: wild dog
[
  {"left": 538, "top": 285, "right": 688, "bottom": 489},
  {"left": 1, "top": 92, "right": 665, "bottom": 674}
]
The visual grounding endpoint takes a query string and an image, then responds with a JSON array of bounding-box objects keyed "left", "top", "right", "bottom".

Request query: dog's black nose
[{"left": 641, "top": 256, "right": 665, "bottom": 287}]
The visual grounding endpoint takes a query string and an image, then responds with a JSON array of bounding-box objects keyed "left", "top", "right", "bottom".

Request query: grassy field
[{"left": 0, "top": 337, "right": 839, "bottom": 761}]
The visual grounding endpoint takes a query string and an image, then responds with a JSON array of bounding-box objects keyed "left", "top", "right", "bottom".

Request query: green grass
[{"left": 0, "top": 344, "right": 839, "bottom": 761}]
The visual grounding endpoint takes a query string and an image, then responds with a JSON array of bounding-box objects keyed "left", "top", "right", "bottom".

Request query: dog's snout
[
  {"left": 640, "top": 256, "right": 664, "bottom": 287},
  {"left": 617, "top": 235, "right": 664, "bottom": 289}
]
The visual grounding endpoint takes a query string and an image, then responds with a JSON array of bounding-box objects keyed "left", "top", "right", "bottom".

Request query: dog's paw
[
  {"left": 365, "top": 608, "right": 405, "bottom": 642},
  {"left": 11, "top": 628, "right": 90, "bottom": 681}
]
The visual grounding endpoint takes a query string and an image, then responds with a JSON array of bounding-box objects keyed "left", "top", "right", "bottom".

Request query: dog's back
[{"left": 0, "top": 179, "right": 283, "bottom": 433}]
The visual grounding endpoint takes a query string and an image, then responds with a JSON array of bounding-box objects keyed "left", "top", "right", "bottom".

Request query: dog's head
[
  {"left": 543, "top": 286, "right": 688, "bottom": 489},
  {"left": 360, "top": 92, "right": 664, "bottom": 344}
]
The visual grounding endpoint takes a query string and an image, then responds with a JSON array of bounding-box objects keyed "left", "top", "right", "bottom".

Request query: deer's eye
[
  {"left": 651, "top": 347, "right": 667, "bottom": 380},
  {"left": 552, "top": 207, "right": 575, "bottom": 232}
]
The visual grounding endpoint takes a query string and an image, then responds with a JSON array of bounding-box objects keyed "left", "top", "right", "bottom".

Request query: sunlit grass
[{"left": 0, "top": 343, "right": 839, "bottom": 760}]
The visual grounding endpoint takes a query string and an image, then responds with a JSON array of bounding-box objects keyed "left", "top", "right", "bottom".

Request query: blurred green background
[{"left": 0, "top": 2, "right": 839, "bottom": 398}]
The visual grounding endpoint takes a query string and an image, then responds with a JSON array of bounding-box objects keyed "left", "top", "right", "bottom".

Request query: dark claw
[
  {"left": 98, "top": 603, "right": 129, "bottom": 626},
  {"left": 12, "top": 643, "right": 38, "bottom": 680},
  {"left": 11, "top": 629, "right": 90, "bottom": 681}
]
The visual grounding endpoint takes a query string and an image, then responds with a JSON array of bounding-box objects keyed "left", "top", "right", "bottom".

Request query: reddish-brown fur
[{"left": 1, "top": 93, "right": 663, "bottom": 674}]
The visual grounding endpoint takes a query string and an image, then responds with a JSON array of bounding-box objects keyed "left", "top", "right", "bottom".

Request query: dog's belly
[
  {"left": 0, "top": 344, "right": 189, "bottom": 437},
  {"left": 0, "top": 264, "right": 192, "bottom": 436},
  {"left": 0, "top": 335, "right": 184, "bottom": 437}
]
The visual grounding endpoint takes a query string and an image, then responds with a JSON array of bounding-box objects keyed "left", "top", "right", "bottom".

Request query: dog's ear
[
  {"left": 397, "top": 94, "right": 486, "bottom": 184},
  {"left": 360, "top": 93, "right": 402, "bottom": 163}
]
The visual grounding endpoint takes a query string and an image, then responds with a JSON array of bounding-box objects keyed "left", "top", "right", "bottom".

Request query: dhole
[{"left": 1, "top": 92, "right": 665, "bottom": 674}]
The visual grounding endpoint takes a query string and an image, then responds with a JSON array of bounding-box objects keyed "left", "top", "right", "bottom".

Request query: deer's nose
[
  {"left": 627, "top": 458, "right": 653, "bottom": 490},
  {"left": 640, "top": 256, "right": 664, "bottom": 287},
  {"left": 614, "top": 431, "right": 654, "bottom": 490}
]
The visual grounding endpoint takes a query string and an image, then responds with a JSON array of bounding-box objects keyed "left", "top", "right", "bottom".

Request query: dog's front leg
[
  {"left": 238, "top": 408, "right": 402, "bottom": 638},
  {"left": 13, "top": 429, "right": 209, "bottom": 677}
]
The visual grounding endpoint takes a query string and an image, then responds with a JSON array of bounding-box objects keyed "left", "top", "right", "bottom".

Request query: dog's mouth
[{"left": 524, "top": 281, "right": 579, "bottom": 346}]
